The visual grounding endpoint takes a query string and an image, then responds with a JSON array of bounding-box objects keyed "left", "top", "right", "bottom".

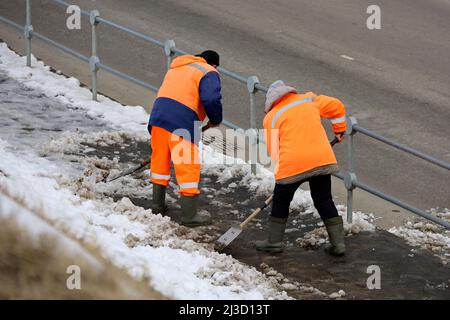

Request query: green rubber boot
[
  {"left": 255, "top": 216, "right": 287, "bottom": 253},
  {"left": 151, "top": 183, "right": 168, "bottom": 215},
  {"left": 180, "top": 195, "right": 211, "bottom": 227},
  {"left": 323, "top": 216, "right": 346, "bottom": 256}
]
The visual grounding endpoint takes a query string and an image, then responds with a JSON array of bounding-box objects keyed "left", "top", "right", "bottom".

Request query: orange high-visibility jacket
[
  {"left": 263, "top": 89, "right": 346, "bottom": 181},
  {"left": 148, "top": 55, "right": 222, "bottom": 145}
]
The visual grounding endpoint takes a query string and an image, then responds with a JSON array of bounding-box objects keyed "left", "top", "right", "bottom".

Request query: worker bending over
[
  {"left": 257, "top": 80, "right": 346, "bottom": 256},
  {"left": 148, "top": 50, "right": 223, "bottom": 227}
]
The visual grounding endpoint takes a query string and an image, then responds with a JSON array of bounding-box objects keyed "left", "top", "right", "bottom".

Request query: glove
[{"left": 335, "top": 132, "right": 345, "bottom": 142}]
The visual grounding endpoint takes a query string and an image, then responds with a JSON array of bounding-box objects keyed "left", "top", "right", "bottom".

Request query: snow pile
[
  {"left": 389, "top": 209, "right": 450, "bottom": 265},
  {"left": 258, "top": 263, "right": 347, "bottom": 299},
  {"left": 0, "top": 43, "right": 149, "bottom": 134},
  {"left": 59, "top": 154, "right": 152, "bottom": 200},
  {"left": 0, "top": 43, "right": 293, "bottom": 299},
  {"left": 259, "top": 263, "right": 327, "bottom": 298},
  {"left": 35, "top": 129, "right": 154, "bottom": 199},
  {"left": 39, "top": 130, "right": 148, "bottom": 157},
  {"left": 201, "top": 148, "right": 274, "bottom": 196},
  {"left": 0, "top": 139, "right": 289, "bottom": 299},
  {"left": 328, "top": 290, "right": 347, "bottom": 299}
]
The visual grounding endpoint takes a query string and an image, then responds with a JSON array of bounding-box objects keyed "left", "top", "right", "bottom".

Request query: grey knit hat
[{"left": 265, "top": 80, "right": 297, "bottom": 112}]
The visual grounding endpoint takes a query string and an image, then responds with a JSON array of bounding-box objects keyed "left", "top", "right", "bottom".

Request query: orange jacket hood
[
  {"left": 265, "top": 80, "right": 298, "bottom": 113},
  {"left": 170, "top": 55, "right": 207, "bottom": 69}
]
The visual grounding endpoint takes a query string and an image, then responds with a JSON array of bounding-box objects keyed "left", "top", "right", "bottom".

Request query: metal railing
[{"left": 0, "top": 0, "right": 449, "bottom": 229}]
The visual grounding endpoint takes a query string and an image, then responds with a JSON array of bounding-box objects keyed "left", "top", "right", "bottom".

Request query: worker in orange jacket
[
  {"left": 148, "top": 50, "right": 223, "bottom": 227},
  {"left": 256, "top": 80, "right": 346, "bottom": 255}
]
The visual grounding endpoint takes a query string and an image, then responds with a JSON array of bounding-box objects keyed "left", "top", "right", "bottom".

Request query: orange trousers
[{"left": 150, "top": 126, "right": 200, "bottom": 196}]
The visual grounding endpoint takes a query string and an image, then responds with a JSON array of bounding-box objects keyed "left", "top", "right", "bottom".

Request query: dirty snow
[
  {"left": 389, "top": 209, "right": 450, "bottom": 265},
  {"left": 0, "top": 43, "right": 292, "bottom": 299},
  {"left": 0, "top": 45, "right": 148, "bottom": 134}
]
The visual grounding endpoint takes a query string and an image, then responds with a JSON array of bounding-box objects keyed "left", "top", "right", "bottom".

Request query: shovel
[
  {"left": 215, "top": 195, "right": 273, "bottom": 251},
  {"left": 105, "top": 158, "right": 151, "bottom": 182},
  {"left": 214, "top": 137, "right": 341, "bottom": 250}
]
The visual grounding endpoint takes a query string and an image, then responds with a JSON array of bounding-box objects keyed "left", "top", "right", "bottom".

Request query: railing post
[
  {"left": 247, "top": 76, "right": 260, "bottom": 175},
  {"left": 24, "top": 0, "right": 33, "bottom": 67},
  {"left": 164, "top": 40, "right": 176, "bottom": 70},
  {"left": 344, "top": 116, "right": 358, "bottom": 223},
  {"left": 89, "top": 10, "right": 100, "bottom": 101}
]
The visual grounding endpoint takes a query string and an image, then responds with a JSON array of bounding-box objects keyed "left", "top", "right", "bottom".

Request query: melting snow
[
  {"left": 0, "top": 43, "right": 290, "bottom": 299},
  {"left": 389, "top": 209, "right": 450, "bottom": 265}
]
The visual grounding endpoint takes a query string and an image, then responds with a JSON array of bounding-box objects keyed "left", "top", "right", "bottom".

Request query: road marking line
[{"left": 340, "top": 54, "right": 355, "bottom": 61}]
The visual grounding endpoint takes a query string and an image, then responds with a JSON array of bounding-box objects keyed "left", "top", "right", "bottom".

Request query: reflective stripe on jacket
[{"left": 148, "top": 55, "right": 223, "bottom": 144}]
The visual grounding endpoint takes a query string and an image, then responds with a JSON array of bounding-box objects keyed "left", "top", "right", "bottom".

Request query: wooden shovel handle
[{"left": 240, "top": 195, "right": 274, "bottom": 229}]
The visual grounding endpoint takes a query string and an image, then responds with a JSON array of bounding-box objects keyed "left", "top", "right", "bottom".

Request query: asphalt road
[{"left": 1, "top": 0, "right": 449, "bottom": 211}]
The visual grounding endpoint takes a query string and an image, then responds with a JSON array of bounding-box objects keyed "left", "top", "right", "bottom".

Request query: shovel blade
[{"left": 215, "top": 226, "right": 242, "bottom": 251}]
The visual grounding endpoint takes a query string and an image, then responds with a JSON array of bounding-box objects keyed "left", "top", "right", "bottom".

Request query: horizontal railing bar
[
  {"left": 31, "top": 31, "right": 90, "bottom": 62},
  {"left": 354, "top": 125, "right": 450, "bottom": 171},
  {"left": 51, "top": 0, "right": 90, "bottom": 17},
  {"left": 332, "top": 172, "right": 345, "bottom": 181},
  {"left": 255, "top": 83, "right": 268, "bottom": 93},
  {"left": 354, "top": 179, "right": 450, "bottom": 229},
  {"left": 332, "top": 171, "right": 449, "bottom": 229},
  {"left": 171, "top": 47, "right": 188, "bottom": 56},
  {"left": 96, "top": 17, "right": 165, "bottom": 48},
  {"left": 0, "top": 15, "right": 23, "bottom": 31},
  {"left": 217, "top": 67, "right": 248, "bottom": 84},
  {"left": 97, "top": 63, "right": 158, "bottom": 92}
]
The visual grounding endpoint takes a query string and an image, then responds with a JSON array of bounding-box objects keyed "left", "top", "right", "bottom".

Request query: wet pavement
[{"left": 1, "top": 71, "right": 449, "bottom": 299}]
